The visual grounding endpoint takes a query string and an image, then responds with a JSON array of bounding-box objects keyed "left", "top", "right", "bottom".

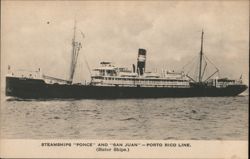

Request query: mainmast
[
  {"left": 198, "top": 30, "right": 204, "bottom": 82},
  {"left": 184, "top": 30, "right": 219, "bottom": 83},
  {"left": 69, "top": 20, "right": 82, "bottom": 84}
]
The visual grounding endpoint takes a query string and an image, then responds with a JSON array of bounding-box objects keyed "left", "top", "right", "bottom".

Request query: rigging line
[
  {"left": 80, "top": 42, "right": 91, "bottom": 77},
  {"left": 202, "top": 55, "right": 219, "bottom": 81},
  {"left": 80, "top": 31, "right": 92, "bottom": 76},
  {"left": 185, "top": 56, "right": 199, "bottom": 74},
  {"left": 190, "top": 60, "right": 199, "bottom": 76},
  {"left": 204, "top": 54, "right": 219, "bottom": 71},
  {"left": 69, "top": 20, "right": 77, "bottom": 82},
  {"left": 193, "top": 57, "right": 200, "bottom": 81},
  {"left": 201, "top": 60, "right": 207, "bottom": 80},
  {"left": 181, "top": 55, "right": 198, "bottom": 70},
  {"left": 204, "top": 69, "right": 219, "bottom": 82},
  {"left": 186, "top": 74, "right": 196, "bottom": 82},
  {"left": 72, "top": 41, "right": 82, "bottom": 80},
  {"left": 187, "top": 66, "right": 194, "bottom": 74},
  {"left": 186, "top": 61, "right": 195, "bottom": 74},
  {"left": 71, "top": 51, "right": 77, "bottom": 81},
  {"left": 72, "top": 45, "right": 80, "bottom": 75}
]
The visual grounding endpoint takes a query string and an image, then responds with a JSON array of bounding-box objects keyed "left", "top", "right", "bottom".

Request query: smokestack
[{"left": 137, "top": 48, "right": 146, "bottom": 76}]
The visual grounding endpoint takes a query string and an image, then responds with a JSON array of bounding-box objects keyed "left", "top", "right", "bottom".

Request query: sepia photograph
[{"left": 0, "top": 0, "right": 249, "bottom": 158}]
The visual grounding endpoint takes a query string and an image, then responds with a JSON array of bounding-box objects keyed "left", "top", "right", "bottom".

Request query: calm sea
[{"left": 1, "top": 95, "right": 248, "bottom": 140}]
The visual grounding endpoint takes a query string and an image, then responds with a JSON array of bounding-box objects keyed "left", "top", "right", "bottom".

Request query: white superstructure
[{"left": 91, "top": 62, "right": 190, "bottom": 88}]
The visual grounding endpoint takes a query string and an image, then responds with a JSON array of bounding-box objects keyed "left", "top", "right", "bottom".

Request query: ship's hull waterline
[{"left": 6, "top": 76, "right": 247, "bottom": 99}]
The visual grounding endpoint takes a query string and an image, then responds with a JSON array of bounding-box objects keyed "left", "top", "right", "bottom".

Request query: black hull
[{"left": 6, "top": 76, "right": 248, "bottom": 99}]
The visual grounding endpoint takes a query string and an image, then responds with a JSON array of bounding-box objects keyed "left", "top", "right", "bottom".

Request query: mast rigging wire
[{"left": 80, "top": 31, "right": 92, "bottom": 76}]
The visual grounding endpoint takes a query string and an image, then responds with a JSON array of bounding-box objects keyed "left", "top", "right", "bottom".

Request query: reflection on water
[{"left": 1, "top": 96, "right": 248, "bottom": 139}]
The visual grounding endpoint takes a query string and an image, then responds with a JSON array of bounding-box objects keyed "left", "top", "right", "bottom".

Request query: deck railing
[{"left": 92, "top": 77, "right": 190, "bottom": 87}]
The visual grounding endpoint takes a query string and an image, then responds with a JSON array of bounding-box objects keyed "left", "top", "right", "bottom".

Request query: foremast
[{"left": 69, "top": 20, "right": 82, "bottom": 84}]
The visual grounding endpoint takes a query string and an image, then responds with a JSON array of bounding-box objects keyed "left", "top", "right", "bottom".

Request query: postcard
[{"left": 1, "top": 0, "right": 248, "bottom": 158}]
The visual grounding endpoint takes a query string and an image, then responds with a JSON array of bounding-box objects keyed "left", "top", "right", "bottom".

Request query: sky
[{"left": 1, "top": 1, "right": 249, "bottom": 84}]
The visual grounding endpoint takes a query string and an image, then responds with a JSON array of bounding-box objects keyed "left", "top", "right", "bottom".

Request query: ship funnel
[{"left": 137, "top": 48, "right": 146, "bottom": 76}]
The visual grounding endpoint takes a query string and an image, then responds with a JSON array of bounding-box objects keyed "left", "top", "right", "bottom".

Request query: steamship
[{"left": 5, "top": 26, "right": 248, "bottom": 99}]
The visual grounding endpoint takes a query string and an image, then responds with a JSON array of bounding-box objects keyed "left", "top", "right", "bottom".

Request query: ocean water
[{"left": 0, "top": 95, "right": 248, "bottom": 140}]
